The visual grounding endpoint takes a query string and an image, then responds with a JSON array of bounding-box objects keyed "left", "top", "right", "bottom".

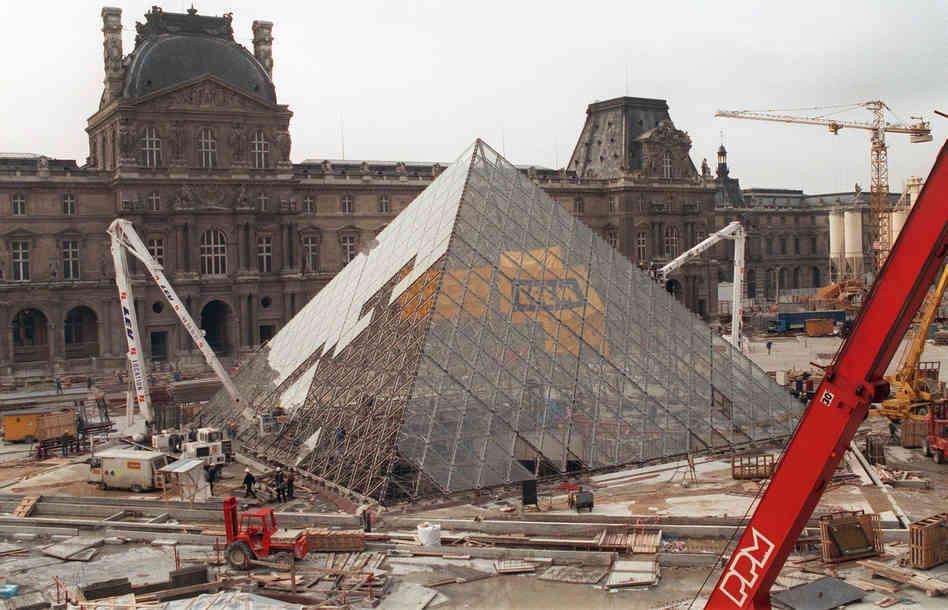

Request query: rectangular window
[
  {"left": 198, "top": 128, "right": 217, "bottom": 168},
  {"left": 62, "top": 240, "right": 80, "bottom": 280},
  {"left": 62, "top": 193, "right": 76, "bottom": 215},
  {"left": 636, "top": 232, "right": 647, "bottom": 262},
  {"left": 257, "top": 236, "right": 273, "bottom": 273},
  {"left": 150, "top": 331, "right": 168, "bottom": 361},
  {"left": 810, "top": 236, "right": 818, "bottom": 255},
  {"left": 11, "top": 194, "right": 26, "bottom": 216},
  {"left": 303, "top": 196, "right": 315, "bottom": 214},
  {"left": 341, "top": 235, "right": 357, "bottom": 264},
  {"left": 142, "top": 127, "right": 162, "bottom": 168},
  {"left": 147, "top": 192, "right": 160, "bottom": 212},
  {"left": 341, "top": 195, "right": 354, "bottom": 215},
  {"left": 12, "top": 240, "right": 29, "bottom": 281},
  {"left": 303, "top": 236, "right": 320, "bottom": 271},
  {"left": 259, "top": 324, "right": 276, "bottom": 343},
  {"left": 147, "top": 238, "right": 164, "bottom": 265},
  {"left": 378, "top": 195, "right": 390, "bottom": 213}
]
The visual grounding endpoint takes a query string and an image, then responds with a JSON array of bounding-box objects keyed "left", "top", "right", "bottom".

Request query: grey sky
[{"left": 1, "top": 0, "right": 945, "bottom": 193}]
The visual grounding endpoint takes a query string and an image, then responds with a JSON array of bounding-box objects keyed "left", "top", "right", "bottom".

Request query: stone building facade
[
  {"left": 711, "top": 146, "right": 888, "bottom": 304},
  {"left": 0, "top": 6, "right": 718, "bottom": 379}
]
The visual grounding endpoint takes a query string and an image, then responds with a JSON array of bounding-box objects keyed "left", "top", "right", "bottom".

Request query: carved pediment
[{"left": 131, "top": 76, "right": 276, "bottom": 114}]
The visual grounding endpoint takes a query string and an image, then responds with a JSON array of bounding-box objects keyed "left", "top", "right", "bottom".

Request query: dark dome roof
[{"left": 124, "top": 34, "right": 276, "bottom": 103}]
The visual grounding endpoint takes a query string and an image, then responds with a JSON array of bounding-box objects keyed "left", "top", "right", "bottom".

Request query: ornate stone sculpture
[
  {"left": 235, "top": 185, "right": 250, "bottom": 208},
  {"left": 277, "top": 131, "right": 291, "bottom": 162},
  {"left": 175, "top": 184, "right": 195, "bottom": 209},
  {"left": 229, "top": 124, "right": 245, "bottom": 161}
]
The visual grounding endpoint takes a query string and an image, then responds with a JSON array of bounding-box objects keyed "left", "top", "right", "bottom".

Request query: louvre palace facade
[{"left": 0, "top": 6, "right": 728, "bottom": 379}]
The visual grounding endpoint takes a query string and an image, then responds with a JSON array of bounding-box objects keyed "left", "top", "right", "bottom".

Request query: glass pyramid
[{"left": 204, "top": 140, "right": 801, "bottom": 504}]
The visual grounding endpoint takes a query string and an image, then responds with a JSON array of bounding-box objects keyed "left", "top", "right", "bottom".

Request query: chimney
[
  {"left": 101, "top": 7, "right": 124, "bottom": 104},
  {"left": 252, "top": 20, "right": 274, "bottom": 78}
]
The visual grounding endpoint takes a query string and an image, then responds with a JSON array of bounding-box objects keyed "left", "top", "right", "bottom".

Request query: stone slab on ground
[
  {"left": 771, "top": 576, "right": 865, "bottom": 610},
  {"left": 41, "top": 535, "right": 104, "bottom": 560},
  {"left": 538, "top": 565, "right": 609, "bottom": 584},
  {"left": 378, "top": 582, "right": 440, "bottom": 610},
  {"left": 606, "top": 559, "right": 660, "bottom": 588}
]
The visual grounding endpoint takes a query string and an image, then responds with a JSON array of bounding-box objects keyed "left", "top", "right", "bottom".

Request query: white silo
[
  {"left": 828, "top": 209, "right": 845, "bottom": 282},
  {"left": 890, "top": 208, "right": 909, "bottom": 244},
  {"left": 890, "top": 177, "right": 923, "bottom": 246},
  {"left": 844, "top": 209, "right": 864, "bottom": 276}
]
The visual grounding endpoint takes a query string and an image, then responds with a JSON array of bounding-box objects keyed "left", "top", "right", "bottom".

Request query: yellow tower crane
[{"left": 715, "top": 102, "right": 932, "bottom": 271}]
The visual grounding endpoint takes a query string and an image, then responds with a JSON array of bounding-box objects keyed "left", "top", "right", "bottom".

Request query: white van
[{"left": 91, "top": 448, "right": 170, "bottom": 492}]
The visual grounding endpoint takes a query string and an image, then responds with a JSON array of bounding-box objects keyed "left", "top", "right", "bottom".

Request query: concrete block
[
  {"left": 50, "top": 535, "right": 72, "bottom": 542},
  {"left": 12, "top": 534, "right": 37, "bottom": 541},
  {"left": 103, "top": 537, "right": 126, "bottom": 545}
]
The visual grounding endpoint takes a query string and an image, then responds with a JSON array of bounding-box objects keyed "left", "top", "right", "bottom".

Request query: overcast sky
[{"left": 1, "top": 0, "right": 944, "bottom": 193}]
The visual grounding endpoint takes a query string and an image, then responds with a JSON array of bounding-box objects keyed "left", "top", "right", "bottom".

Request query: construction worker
[
  {"left": 766, "top": 340, "right": 773, "bottom": 356},
  {"left": 285, "top": 469, "right": 295, "bottom": 501},
  {"left": 242, "top": 468, "right": 257, "bottom": 498},
  {"left": 274, "top": 468, "right": 286, "bottom": 503},
  {"left": 55, "top": 377, "right": 63, "bottom": 395}
]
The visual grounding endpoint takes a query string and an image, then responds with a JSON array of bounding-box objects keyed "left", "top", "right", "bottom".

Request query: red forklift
[
  {"left": 223, "top": 496, "right": 310, "bottom": 569},
  {"left": 923, "top": 402, "right": 948, "bottom": 464}
]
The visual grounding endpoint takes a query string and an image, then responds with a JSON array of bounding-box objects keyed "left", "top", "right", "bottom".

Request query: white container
[{"left": 417, "top": 522, "right": 442, "bottom": 547}]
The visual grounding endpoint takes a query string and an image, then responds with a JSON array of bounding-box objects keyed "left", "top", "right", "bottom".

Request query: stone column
[
  {"left": 98, "top": 300, "right": 111, "bottom": 358},
  {"left": 100, "top": 8, "right": 125, "bottom": 105},
  {"left": 0, "top": 304, "right": 9, "bottom": 368},
  {"left": 235, "top": 222, "right": 244, "bottom": 271},
  {"left": 185, "top": 222, "right": 194, "bottom": 273},
  {"left": 251, "top": 20, "right": 274, "bottom": 78},
  {"left": 248, "top": 294, "right": 257, "bottom": 346},
  {"left": 236, "top": 295, "right": 246, "bottom": 348}
]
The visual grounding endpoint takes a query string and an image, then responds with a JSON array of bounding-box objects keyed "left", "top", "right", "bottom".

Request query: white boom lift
[
  {"left": 657, "top": 221, "right": 746, "bottom": 350},
  {"left": 108, "top": 219, "right": 244, "bottom": 428}
]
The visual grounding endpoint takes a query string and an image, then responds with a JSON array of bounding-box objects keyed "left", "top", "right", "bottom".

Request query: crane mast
[
  {"left": 658, "top": 221, "right": 746, "bottom": 349},
  {"left": 716, "top": 101, "right": 932, "bottom": 272},
  {"left": 108, "top": 219, "right": 244, "bottom": 427}
]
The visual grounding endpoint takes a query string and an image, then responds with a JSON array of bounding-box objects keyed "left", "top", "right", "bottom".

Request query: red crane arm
[{"left": 706, "top": 142, "right": 948, "bottom": 610}]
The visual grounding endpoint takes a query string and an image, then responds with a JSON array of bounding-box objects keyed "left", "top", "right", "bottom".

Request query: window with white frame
[
  {"left": 340, "top": 235, "right": 357, "bottom": 264},
  {"left": 573, "top": 197, "right": 584, "bottom": 215},
  {"left": 12, "top": 240, "right": 29, "bottom": 281},
  {"left": 378, "top": 194, "right": 390, "bottom": 213},
  {"left": 147, "top": 191, "right": 160, "bottom": 212},
  {"left": 257, "top": 192, "right": 269, "bottom": 211},
  {"left": 303, "top": 196, "right": 315, "bottom": 214},
  {"left": 303, "top": 235, "right": 319, "bottom": 271},
  {"left": 257, "top": 235, "right": 273, "bottom": 273},
  {"left": 200, "top": 229, "right": 227, "bottom": 275},
  {"left": 198, "top": 128, "right": 217, "bottom": 168},
  {"left": 609, "top": 197, "right": 617, "bottom": 214},
  {"left": 147, "top": 237, "right": 164, "bottom": 265},
  {"left": 251, "top": 130, "right": 269, "bottom": 169},
  {"left": 11, "top": 194, "right": 26, "bottom": 216},
  {"left": 664, "top": 225, "right": 680, "bottom": 257},
  {"left": 637, "top": 232, "right": 648, "bottom": 262},
  {"left": 142, "top": 126, "right": 161, "bottom": 167},
  {"left": 62, "top": 193, "right": 76, "bottom": 215},
  {"left": 62, "top": 240, "right": 80, "bottom": 280},
  {"left": 341, "top": 195, "right": 353, "bottom": 215},
  {"left": 662, "top": 151, "right": 672, "bottom": 179}
]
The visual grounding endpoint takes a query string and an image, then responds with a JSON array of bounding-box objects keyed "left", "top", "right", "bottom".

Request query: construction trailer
[
  {"left": 90, "top": 448, "right": 170, "bottom": 492},
  {"left": 2, "top": 407, "right": 76, "bottom": 443}
]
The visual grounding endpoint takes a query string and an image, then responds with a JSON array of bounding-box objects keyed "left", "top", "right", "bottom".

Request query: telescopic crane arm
[
  {"left": 658, "top": 221, "right": 746, "bottom": 349},
  {"left": 706, "top": 142, "right": 947, "bottom": 609},
  {"left": 108, "top": 219, "right": 244, "bottom": 426}
]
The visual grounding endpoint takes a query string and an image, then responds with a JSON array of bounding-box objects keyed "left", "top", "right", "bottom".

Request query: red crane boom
[{"left": 706, "top": 141, "right": 948, "bottom": 609}]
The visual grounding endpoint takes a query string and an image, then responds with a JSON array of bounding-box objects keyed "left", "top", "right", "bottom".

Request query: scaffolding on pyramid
[{"left": 203, "top": 140, "right": 802, "bottom": 504}]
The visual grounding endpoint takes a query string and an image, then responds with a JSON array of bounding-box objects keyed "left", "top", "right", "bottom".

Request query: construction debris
[
  {"left": 909, "top": 513, "right": 948, "bottom": 570},
  {"left": 818, "top": 511, "right": 883, "bottom": 563},
  {"left": 860, "top": 559, "right": 948, "bottom": 597},
  {"left": 731, "top": 454, "right": 775, "bottom": 480},
  {"left": 606, "top": 559, "right": 660, "bottom": 588}
]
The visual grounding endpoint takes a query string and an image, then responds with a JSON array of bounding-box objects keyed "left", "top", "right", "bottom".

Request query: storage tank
[
  {"left": 828, "top": 209, "right": 845, "bottom": 260},
  {"left": 890, "top": 208, "right": 909, "bottom": 244},
  {"left": 844, "top": 209, "right": 864, "bottom": 275}
]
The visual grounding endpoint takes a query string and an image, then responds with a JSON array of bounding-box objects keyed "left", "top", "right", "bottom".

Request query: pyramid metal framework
[{"left": 204, "top": 140, "right": 801, "bottom": 504}]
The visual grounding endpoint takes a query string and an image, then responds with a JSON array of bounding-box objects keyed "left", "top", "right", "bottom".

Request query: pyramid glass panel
[{"left": 203, "top": 140, "right": 802, "bottom": 504}]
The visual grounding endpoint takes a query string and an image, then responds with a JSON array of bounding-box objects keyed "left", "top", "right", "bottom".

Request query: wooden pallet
[
  {"left": 860, "top": 559, "right": 948, "bottom": 597},
  {"left": 12, "top": 496, "right": 39, "bottom": 518},
  {"left": 910, "top": 513, "right": 948, "bottom": 570},
  {"left": 597, "top": 528, "right": 662, "bottom": 553}
]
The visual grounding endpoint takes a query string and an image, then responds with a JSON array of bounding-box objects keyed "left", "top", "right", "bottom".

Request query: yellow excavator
[{"left": 874, "top": 264, "right": 948, "bottom": 423}]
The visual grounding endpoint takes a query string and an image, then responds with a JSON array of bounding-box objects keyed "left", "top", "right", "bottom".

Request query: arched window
[
  {"left": 200, "top": 229, "right": 227, "bottom": 275},
  {"left": 636, "top": 232, "right": 648, "bottom": 262},
  {"left": 251, "top": 130, "right": 269, "bottom": 169},
  {"left": 664, "top": 225, "right": 680, "bottom": 258},
  {"left": 778, "top": 268, "right": 788, "bottom": 289},
  {"left": 662, "top": 151, "right": 672, "bottom": 179},
  {"left": 198, "top": 128, "right": 217, "bottom": 168},
  {"left": 792, "top": 267, "right": 801, "bottom": 289},
  {"left": 141, "top": 126, "right": 161, "bottom": 167}
]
